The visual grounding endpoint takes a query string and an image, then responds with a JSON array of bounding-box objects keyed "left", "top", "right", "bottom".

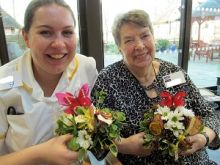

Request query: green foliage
[
  {"left": 109, "top": 143, "right": 118, "bottom": 157},
  {"left": 67, "top": 137, "right": 80, "bottom": 151},
  {"left": 56, "top": 89, "right": 126, "bottom": 160},
  {"left": 78, "top": 148, "right": 86, "bottom": 161},
  {"left": 143, "top": 133, "right": 155, "bottom": 147},
  {"left": 92, "top": 108, "right": 125, "bottom": 156},
  {"left": 156, "top": 39, "right": 170, "bottom": 52},
  {"left": 139, "top": 111, "right": 154, "bottom": 133},
  {"left": 91, "top": 90, "right": 126, "bottom": 158},
  {"left": 104, "top": 42, "right": 120, "bottom": 55},
  {"left": 56, "top": 116, "right": 77, "bottom": 136},
  {"left": 55, "top": 106, "right": 94, "bottom": 161},
  {"left": 94, "top": 90, "right": 107, "bottom": 106}
]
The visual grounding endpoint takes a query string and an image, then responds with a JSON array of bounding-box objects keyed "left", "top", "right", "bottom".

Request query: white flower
[
  {"left": 97, "top": 114, "right": 113, "bottom": 125},
  {"left": 173, "top": 129, "right": 184, "bottom": 137},
  {"left": 76, "top": 130, "right": 93, "bottom": 149},
  {"left": 165, "top": 119, "right": 185, "bottom": 137},
  {"left": 164, "top": 109, "right": 185, "bottom": 137},
  {"left": 170, "top": 109, "right": 184, "bottom": 121},
  {"left": 155, "top": 106, "right": 170, "bottom": 120},
  {"left": 176, "top": 106, "right": 195, "bottom": 117}
]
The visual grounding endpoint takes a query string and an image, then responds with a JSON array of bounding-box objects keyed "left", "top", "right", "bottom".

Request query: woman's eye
[
  {"left": 39, "top": 31, "right": 52, "bottom": 37},
  {"left": 142, "top": 34, "right": 149, "bottom": 39},
  {"left": 125, "top": 39, "right": 133, "bottom": 44},
  {"left": 63, "top": 30, "right": 74, "bottom": 37}
]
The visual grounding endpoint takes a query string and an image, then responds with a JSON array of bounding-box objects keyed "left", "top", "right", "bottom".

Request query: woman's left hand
[
  {"left": 180, "top": 133, "right": 207, "bottom": 156},
  {"left": 180, "top": 127, "right": 216, "bottom": 156}
]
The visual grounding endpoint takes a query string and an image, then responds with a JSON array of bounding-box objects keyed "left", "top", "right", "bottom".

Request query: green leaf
[
  {"left": 113, "top": 111, "right": 126, "bottom": 121},
  {"left": 109, "top": 143, "right": 118, "bottom": 157},
  {"left": 143, "top": 112, "right": 154, "bottom": 119},
  {"left": 78, "top": 148, "right": 86, "bottom": 160},
  {"left": 109, "top": 132, "right": 117, "bottom": 139},
  {"left": 159, "top": 139, "right": 169, "bottom": 150},
  {"left": 110, "top": 124, "right": 117, "bottom": 131},
  {"left": 143, "top": 133, "right": 154, "bottom": 147},
  {"left": 67, "top": 137, "right": 80, "bottom": 151},
  {"left": 95, "top": 90, "right": 107, "bottom": 106},
  {"left": 75, "top": 107, "right": 84, "bottom": 114}
]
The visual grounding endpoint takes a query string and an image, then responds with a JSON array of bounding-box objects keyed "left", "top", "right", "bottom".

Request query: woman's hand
[
  {"left": 180, "top": 133, "right": 207, "bottom": 156},
  {"left": 116, "top": 132, "right": 154, "bottom": 156},
  {"left": 0, "top": 134, "right": 78, "bottom": 165},
  {"left": 37, "top": 134, "right": 79, "bottom": 165},
  {"left": 180, "top": 127, "right": 216, "bottom": 156}
]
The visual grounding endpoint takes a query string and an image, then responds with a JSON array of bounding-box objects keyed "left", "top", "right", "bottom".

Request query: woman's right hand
[
  {"left": 115, "top": 132, "right": 154, "bottom": 156},
  {"left": 37, "top": 134, "right": 79, "bottom": 165},
  {"left": 0, "top": 134, "right": 78, "bottom": 165}
]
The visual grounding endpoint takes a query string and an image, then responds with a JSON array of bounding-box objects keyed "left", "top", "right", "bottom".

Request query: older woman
[{"left": 91, "top": 9, "right": 220, "bottom": 164}]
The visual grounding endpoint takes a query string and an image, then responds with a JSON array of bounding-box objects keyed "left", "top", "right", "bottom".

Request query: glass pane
[
  {"left": 0, "top": 0, "right": 79, "bottom": 61},
  {"left": 102, "top": 0, "right": 181, "bottom": 67},
  {"left": 0, "top": 0, "right": 29, "bottom": 61},
  {"left": 188, "top": 0, "right": 220, "bottom": 88},
  {"left": 66, "top": 0, "right": 80, "bottom": 53}
]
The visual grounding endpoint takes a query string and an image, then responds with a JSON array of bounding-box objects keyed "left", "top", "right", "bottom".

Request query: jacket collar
[{"left": 17, "top": 51, "right": 79, "bottom": 101}]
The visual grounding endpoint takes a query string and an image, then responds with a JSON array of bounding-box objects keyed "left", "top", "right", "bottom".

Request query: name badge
[
  {"left": 0, "top": 72, "right": 22, "bottom": 91},
  {"left": 163, "top": 71, "right": 186, "bottom": 88}
]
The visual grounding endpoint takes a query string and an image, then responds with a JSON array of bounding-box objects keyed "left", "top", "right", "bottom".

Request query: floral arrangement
[
  {"left": 140, "top": 90, "right": 204, "bottom": 160},
  {"left": 55, "top": 84, "right": 125, "bottom": 160},
  {"left": 91, "top": 90, "right": 126, "bottom": 160}
]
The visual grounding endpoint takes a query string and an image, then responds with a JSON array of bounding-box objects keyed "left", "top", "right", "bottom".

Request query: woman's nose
[
  {"left": 51, "top": 36, "right": 65, "bottom": 49},
  {"left": 135, "top": 39, "right": 145, "bottom": 50}
]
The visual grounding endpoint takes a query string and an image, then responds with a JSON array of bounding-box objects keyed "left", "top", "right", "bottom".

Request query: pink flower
[{"left": 56, "top": 84, "right": 92, "bottom": 114}]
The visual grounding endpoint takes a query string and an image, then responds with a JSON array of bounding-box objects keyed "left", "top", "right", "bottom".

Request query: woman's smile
[
  {"left": 134, "top": 52, "right": 151, "bottom": 63},
  {"left": 47, "top": 53, "right": 67, "bottom": 60}
]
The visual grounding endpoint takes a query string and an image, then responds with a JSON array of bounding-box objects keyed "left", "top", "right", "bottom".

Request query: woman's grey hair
[
  {"left": 112, "top": 9, "right": 153, "bottom": 46},
  {"left": 23, "top": 0, "right": 76, "bottom": 33}
]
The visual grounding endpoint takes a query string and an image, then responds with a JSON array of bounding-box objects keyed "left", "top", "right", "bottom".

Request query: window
[
  {"left": 102, "top": 0, "right": 182, "bottom": 67},
  {"left": 0, "top": 0, "right": 79, "bottom": 62},
  {"left": 0, "top": 0, "right": 29, "bottom": 61},
  {"left": 188, "top": 0, "right": 220, "bottom": 87}
]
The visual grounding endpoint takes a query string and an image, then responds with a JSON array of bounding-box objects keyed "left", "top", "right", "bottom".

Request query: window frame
[
  {"left": 0, "top": 6, "right": 9, "bottom": 65},
  {"left": 0, "top": 0, "right": 191, "bottom": 72}
]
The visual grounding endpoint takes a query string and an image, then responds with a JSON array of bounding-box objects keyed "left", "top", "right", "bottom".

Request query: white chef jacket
[{"left": 0, "top": 51, "right": 98, "bottom": 155}]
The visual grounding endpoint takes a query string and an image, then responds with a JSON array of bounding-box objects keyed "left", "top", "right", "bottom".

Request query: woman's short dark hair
[
  {"left": 23, "top": 0, "right": 76, "bottom": 33},
  {"left": 112, "top": 9, "right": 153, "bottom": 46}
]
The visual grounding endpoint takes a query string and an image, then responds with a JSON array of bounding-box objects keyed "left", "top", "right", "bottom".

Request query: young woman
[{"left": 0, "top": 0, "right": 97, "bottom": 164}]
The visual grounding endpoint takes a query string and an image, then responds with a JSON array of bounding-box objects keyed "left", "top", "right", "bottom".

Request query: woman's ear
[{"left": 22, "top": 30, "right": 30, "bottom": 48}]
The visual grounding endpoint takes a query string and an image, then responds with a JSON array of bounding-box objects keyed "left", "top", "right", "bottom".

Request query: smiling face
[
  {"left": 119, "top": 23, "right": 156, "bottom": 71},
  {"left": 22, "top": 3, "right": 76, "bottom": 78}
]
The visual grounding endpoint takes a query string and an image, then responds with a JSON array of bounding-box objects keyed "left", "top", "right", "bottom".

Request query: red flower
[
  {"left": 55, "top": 84, "right": 92, "bottom": 114},
  {"left": 159, "top": 91, "right": 186, "bottom": 108}
]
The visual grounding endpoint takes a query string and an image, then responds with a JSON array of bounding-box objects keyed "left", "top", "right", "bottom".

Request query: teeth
[{"left": 50, "top": 54, "right": 65, "bottom": 59}]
